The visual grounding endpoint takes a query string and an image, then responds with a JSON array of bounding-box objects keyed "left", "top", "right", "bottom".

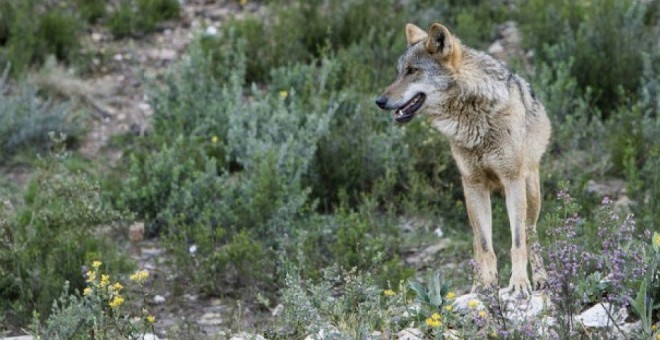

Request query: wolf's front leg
[
  {"left": 503, "top": 177, "right": 532, "bottom": 296},
  {"left": 463, "top": 180, "right": 498, "bottom": 290}
]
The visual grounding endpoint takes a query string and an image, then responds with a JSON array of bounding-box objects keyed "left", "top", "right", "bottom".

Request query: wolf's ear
[
  {"left": 426, "top": 23, "right": 461, "bottom": 68},
  {"left": 426, "top": 24, "right": 452, "bottom": 56},
  {"left": 405, "top": 23, "right": 427, "bottom": 47}
]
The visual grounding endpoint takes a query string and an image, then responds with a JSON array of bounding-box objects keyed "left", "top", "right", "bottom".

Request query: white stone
[
  {"left": 153, "top": 295, "right": 166, "bottom": 304},
  {"left": 453, "top": 290, "right": 550, "bottom": 321},
  {"left": 138, "top": 102, "right": 152, "bottom": 112},
  {"left": 576, "top": 302, "right": 627, "bottom": 328},
  {"left": 91, "top": 32, "right": 103, "bottom": 42},
  {"left": 368, "top": 331, "right": 383, "bottom": 339},
  {"left": 198, "top": 312, "right": 223, "bottom": 326},
  {"left": 230, "top": 332, "right": 266, "bottom": 340},
  {"left": 405, "top": 240, "right": 449, "bottom": 265},
  {"left": 452, "top": 293, "right": 485, "bottom": 314},
  {"left": 205, "top": 26, "right": 218, "bottom": 36},
  {"left": 304, "top": 326, "right": 340, "bottom": 340},
  {"left": 500, "top": 290, "right": 550, "bottom": 322},
  {"left": 397, "top": 327, "right": 424, "bottom": 340},
  {"left": 142, "top": 334, "right": 159, "bottom": 340},
  {"left": 183, "top": 293, "right": 198, "bottom": 301}
]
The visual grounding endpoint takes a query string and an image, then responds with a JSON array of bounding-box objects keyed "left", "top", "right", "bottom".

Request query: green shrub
[
  {"left": 0, "top": 77, "right": 81, "bottom": 162},
  {"left": 0, "top": 1, "right": 83, "bottom": 75},
  {"left": 0, "top": 136, "right": 131, "bottom": 326},
  {"left": 108, "top": 0, "right": 180, "bottom": 38},
  {"left": 37, "top": 266, "right": 156, "bottom": 339},
  {"left": 120, "top": 37, "right": 338, "bottom": 294},
  {"left": 517, "top": 0, "right": 659, "bottom": 114},
  {"left": 37, "top": 10, "right": 81, "bottom": 63},
  {"left": 75, "top": 0, "right": 107, "bottom": 23}
]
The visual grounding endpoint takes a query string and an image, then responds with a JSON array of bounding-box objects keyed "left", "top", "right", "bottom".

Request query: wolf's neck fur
[{"left": 429, "top": 48, "right": 510, "bottom": 149}]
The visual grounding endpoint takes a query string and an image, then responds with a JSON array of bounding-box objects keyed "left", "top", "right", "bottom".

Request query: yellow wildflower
[
  {"left": 479, "top": 310, "right": 487, "bottom": 318},
  {"left": 652, "top": 323, "right": 657, "bottom": 331},
  {"left": 431, "top": 312, "right": 441, "bottom": 321},
  {"left": 146, "top": 315, "right": 156, "bottom": 324},
  {"left": 279, "top": 90, "right": 288, "bottom": 98},
  {"left": 240, "top": 0, "right": 248, "bottom": 5},
  {"left": 83, "top": 287, "right": 92, "bottom": 296},
  {"left": 446, "top": 291, "right": 456, "bottom": 300},
  {"left": 111, "top": 282, "right": 123, "bottom": 292},
  {"left": 445, "top": 305, "right": 453, "bottom": 312},
  {"left": 654, "top": 233, "right": 660, "bottom": 247},
  {"left": 425, "top": 317, "right": 441, "bottom": 328},
  {"left": 211, "top": 135, "right": 219, "bottom": 144},
  {"left": 92, "top": 260, "right": 102, "bottom": 269},
  {"left": 130, "top": 270, "right": 149, "bottom": 284},
  {"left": 100, "top": 274, "right": 110, "bottom": 288},
  {"left": 86, "top": 270, "right": 96, "bottom": 283},
  {"left": 109, "top": 295, "right": 124, "bottom": 308},
  {"left": 383, "top": 289, "right": 396, "bottom": 297},
  {"left": 468, "top": 299, "right": 479, "bottom": 309}
]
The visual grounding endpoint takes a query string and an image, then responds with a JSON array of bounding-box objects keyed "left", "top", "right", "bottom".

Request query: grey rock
[
  {"left": 198, "top": 312, "right": 223, "bottom": 326},
  {"left": 576, "top": 303, "right": 627, "bottom": 328},
  {"left": 230, "top": 332, "right": 266, "bottom": 340},
  {"left": 154, "top": 294, "right": 166, "bottom": 304},
  {"left": 452, "top": 293, "right": 484, "bottom": 315},
  {"left": 397, "top": 327, "right": 424, "bottom": 340}
]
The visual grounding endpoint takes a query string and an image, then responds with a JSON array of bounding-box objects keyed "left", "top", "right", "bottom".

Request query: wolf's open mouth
[{"left": 394, "top": 93, "right": 425, "bottom": 123}]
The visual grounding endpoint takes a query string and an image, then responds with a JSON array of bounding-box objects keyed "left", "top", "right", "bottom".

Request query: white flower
[{"left": 189, "top": 244, "right": 198, "bottom": 255}]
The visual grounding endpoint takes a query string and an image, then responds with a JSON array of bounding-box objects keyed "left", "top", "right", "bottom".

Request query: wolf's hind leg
[{"left": 526, "top": 169, "right": 548, "bottom": 290}]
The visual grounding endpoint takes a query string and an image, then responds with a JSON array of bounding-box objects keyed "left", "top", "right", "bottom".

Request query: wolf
[{"left": 376, "top": 23, "right": 551, "bottom": 295}]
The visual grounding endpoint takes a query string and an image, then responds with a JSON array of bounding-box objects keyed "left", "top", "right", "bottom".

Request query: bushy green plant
[
  {"left": 36, "top": 265, "right": 156, "bottom": 339},
  {"left": 75, "top": 0, "right": 106, "bottom": 23},
  {"left": 120, "top": 36, "right": 339, "bottom": 294},
  {"left": 0, "top": 0, "right": 83, "bottom": 75},
  {"left": 0, "top": 76, "right": 81, "bottom": 162},
  {"left": 108, "top": 0, "right": 180, "bottom": 38},
  {"left": 37, "top": 10, "right": 81, "bottom": 63},
  {"left": 0, "top": 136, "right": 131, "bottom": 327},
  {"left": 517, "top": 0, "right": 659, "bottom": 114}
]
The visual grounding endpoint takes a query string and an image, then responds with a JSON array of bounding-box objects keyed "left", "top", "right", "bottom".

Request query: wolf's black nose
[{"left": 375, "top": 96, "right": 388, "bottom": 109}]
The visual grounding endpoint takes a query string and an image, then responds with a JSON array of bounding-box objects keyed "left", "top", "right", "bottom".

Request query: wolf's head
[{"left": 376, "top": 23, "right": 462, "bottom": 123}]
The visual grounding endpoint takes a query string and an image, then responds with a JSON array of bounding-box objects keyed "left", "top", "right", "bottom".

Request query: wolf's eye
[{"left": 406, "top": 67, "right": 418, "bottom": 75}]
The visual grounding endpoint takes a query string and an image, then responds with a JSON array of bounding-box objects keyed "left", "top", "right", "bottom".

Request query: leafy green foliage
[
  {"left": 37, "top": 265, "right": 157, "bottom": 339},
  {"left": 0, "top": 137, "right": 131, "bottom": 326},
  {"left": 108, "top": 0, "right": 180, "bottom": 38},
  {"left": 0, "top": 77, "right": 81, "bottom": 162},
  {"left": 517, "top": 0, "right": 659, "bottom": 114},
  {"left": 0, "top": 0, "right": 83, "bottom": 75},
  {"left": 75, "top": 0, "right": 106, "bottom": 23}
]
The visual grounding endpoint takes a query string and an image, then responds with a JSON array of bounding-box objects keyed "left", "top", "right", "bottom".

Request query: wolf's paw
[
  {"left": 532, "top": 269, "right": 548, "bottom": 291},
  {"left": 507, "top": 275, "right": 531, "bottom": 298}
]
